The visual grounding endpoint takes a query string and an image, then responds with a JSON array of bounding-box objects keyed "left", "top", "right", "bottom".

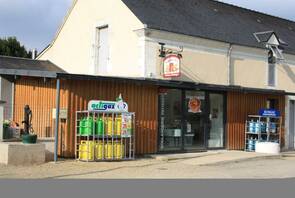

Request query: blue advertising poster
[{"left": 259, "top": 109, "right": 280, "bottom": 117}]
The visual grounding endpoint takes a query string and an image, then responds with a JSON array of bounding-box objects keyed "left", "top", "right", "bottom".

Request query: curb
[
  {"left": 281, "top": 153, "right": 295, "bottom": 157},
  {"left": 199, "top": 154, "right": 283, "bottom": 166},
  {"left": 147, "top": 152, "right": 221, "bottom": 162}
]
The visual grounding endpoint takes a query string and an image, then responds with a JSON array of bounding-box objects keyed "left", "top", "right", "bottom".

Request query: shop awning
[
  {"left": 56, "top": 73, "right": 287, "bottom": 95},
  {"left": 0, "top": 55, "right": 65, "bottom": 78}
]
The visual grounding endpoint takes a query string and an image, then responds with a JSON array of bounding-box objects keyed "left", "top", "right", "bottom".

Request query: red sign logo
[{"left": 163, "top": 54, "right": 181, "bottom": 78}]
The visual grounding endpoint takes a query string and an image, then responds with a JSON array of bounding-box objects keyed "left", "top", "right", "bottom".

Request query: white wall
[
  {"left": 38, "top": 0, "right": 145, "bottom": 77},
  {"left": 0, "top": 77, "right": 13, "bottom": 120}
]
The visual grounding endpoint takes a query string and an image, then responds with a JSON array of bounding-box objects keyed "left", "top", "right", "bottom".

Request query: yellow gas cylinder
[
  {"left": 115, "top": 117, "right": 122, "bottom": 136},
  {"left": 114, "top": 142, "right": 124, "bottom": 159},
  {"left": 95, "top": 141, "right": 104, "bottom": 160},
  {"left": 104, "top": 142, "right": 114, "bottom": 159},
  {"left": 79, "top": 140, "right": 95, "bottom": 161},
  {"left": 105, "top": 117, "right": 114, "bottom": 136}
]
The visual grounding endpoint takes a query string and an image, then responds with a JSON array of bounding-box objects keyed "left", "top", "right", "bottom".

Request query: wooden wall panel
[
  {"left": 227, "top": 92, "right": 285, "bottom": 150},
  {"left": 14, "top": 77, "right": 159, "bottom": 157},
  {"left": 13, "top": 77, "right": 69, "bottom": 156},
  {"left": 65, "top": 79, "right": 159, "bottom": 157},
  {"left": 14, "top": 78, "right": 56, "bottom": 138}
]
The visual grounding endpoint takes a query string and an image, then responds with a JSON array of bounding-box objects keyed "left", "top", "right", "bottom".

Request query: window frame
[
  {"left": 267, "top": 62, "right": 276, "bottom": 87},
  {"left": 91, "top": 21, "right": 110, "bottom": 75}
]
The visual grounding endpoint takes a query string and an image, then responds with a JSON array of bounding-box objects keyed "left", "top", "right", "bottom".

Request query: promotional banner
[
  {"left": 188, "top": 97, "right": 202, "bottom": 113},
  {"left": 121, "top": 113, "right": 132, "bottom": 137}
]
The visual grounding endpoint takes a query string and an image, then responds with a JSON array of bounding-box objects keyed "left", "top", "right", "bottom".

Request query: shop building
[
  {"left": 0, "top": 69, "right": 285, "bottom": 157},
  {"left": 37, "top": 0, "right": 295, "bottom": 151},
  {"left": 1, "top": 0, "right": 295, "bottom": 157}
]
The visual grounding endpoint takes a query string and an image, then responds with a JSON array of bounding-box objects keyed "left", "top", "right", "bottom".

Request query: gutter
[
  {"left": 56, "top": 73, "right": 286, "bottom": 95},
  {"left": 0, "top": 69, "right": 58, "bottom": 78},
  {"left": 285, "top": 92, "right": 295, "bottom": 96}
]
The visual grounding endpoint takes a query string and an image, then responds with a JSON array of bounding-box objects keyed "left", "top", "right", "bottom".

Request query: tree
[{"left": 0, "top": 37, "right": 32, "bottom": 58}]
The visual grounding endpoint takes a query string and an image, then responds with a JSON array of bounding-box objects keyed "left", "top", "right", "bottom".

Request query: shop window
[{"left": 159, "top": 89, "right": 182, "bottom": 151}]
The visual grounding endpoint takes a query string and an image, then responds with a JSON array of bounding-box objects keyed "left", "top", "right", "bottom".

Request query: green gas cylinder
[
  {"left": 84, "top": 117, "right": 94, "bottom": 136},
  {"left": 79, "top": 117, "right": 86, "bottom": 135},
  {"left": 96, "top": 118, "right": 104, "bottom": 136}
]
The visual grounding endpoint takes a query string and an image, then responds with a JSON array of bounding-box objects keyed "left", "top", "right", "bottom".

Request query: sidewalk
[
  {"left": 0, "top": 150, "right": 286, "bottom": 179},
  {"left": 148, "top": 150, "right": 282, "bottom": 166}
]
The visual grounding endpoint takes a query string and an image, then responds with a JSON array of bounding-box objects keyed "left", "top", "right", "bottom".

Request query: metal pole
[
  {"left": 0, "top": 101, "right": 6, "bottom": 141},
  {"left": 54, "top": 79, "right": 61, "bottom": 162}
]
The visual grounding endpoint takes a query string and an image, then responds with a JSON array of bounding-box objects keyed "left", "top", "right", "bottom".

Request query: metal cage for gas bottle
[{"left": 75, "top": 111, "right": 135, "bottom": 162}]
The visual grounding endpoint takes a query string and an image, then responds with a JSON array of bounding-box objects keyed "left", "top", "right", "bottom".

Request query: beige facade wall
[
  {"left": 38, "top": 0, "right": 144, "bottom": 77},
  {"left": 231, "top": 45, "right": 268, "bottom": 88},
  {"left": 145, "top": 29, "right": 295, "bottom": 93},
  {"left": 153, "top": 46, "right": 229, "bottom": 85},
  {"left": 231, "top": 45, "right": 295, "bottom": 93},
  {"left": 144, "top": 29, "right": 229, "bottom": 85},
  {"left": 232, "top": 57, "right": 267, "bottom": 88},
  {"left": 277, "top": 54, "right": 295, "bottom": 93},
  {"left": 175, "top": 50, "right": 228, "bottom": 84}
]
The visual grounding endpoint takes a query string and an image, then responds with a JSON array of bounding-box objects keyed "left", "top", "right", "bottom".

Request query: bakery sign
[{"left": 163, "top": 54, "right": 181, "bottom": 78}]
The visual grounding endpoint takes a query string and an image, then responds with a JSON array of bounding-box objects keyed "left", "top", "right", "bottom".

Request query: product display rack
[
  {"left": 75, "top": 110, "right": 135, "bottom": 162},
  {"left": 245, "top": 115, "right": 282, "bottom": 152}
]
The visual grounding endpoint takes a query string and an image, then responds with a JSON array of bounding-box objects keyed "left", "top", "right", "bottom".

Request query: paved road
[{"left": 1, "top": 155, "right": 295, "bottom": 179}]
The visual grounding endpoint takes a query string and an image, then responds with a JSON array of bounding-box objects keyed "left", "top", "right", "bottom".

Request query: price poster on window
[
  {"left": 188, "top": 96, "right": 202, "bottom": 113},
  {"left": 121, "top": 113, "right": 132, "bottom": 137}
]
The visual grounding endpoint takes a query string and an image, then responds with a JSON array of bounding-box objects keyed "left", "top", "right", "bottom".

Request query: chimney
[{"left": 32, "top": 49, "right": 37, "bottom": 59}]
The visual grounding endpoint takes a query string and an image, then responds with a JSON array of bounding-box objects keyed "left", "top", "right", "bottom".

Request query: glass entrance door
[
  {"left": 184, "top": 91, "right": 206, "bottom": 150},
  {"left": 208, "top": 93, "right": 225, "bottom": 148},
  {"left": 159, "top": 89, "right": 182, "bottom": 152},
  {"left": 158, "top": 88, "right": 225, "bottom": 152}
]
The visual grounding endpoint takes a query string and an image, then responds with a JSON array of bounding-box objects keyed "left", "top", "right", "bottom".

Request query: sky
[
  {"left": 220, "top": 0, "right": 295, "bottom": 21},
  {"left": 0, "top": 0, "right": 295, "bottom": 53},
  {"left": 0, "top": 0, "right": 72, "bottom": 52}
]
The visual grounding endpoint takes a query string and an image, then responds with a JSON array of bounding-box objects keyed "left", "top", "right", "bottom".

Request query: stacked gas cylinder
[{"left": 78, "top": 115, "right": 125, "bottom": 161}]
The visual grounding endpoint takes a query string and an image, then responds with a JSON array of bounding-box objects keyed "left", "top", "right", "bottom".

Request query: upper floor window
[
  {"left": 268, "top": 50, "right": 276, "bottom": 87},
  {"left": 268, "top": 63, "right": 276, "bottom": 87},
  {"left": 94, "top": 25, "right": 109, "bottom": 74}
]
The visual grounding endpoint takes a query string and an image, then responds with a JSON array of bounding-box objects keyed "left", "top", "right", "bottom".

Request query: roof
[
  {"left": 57, "top": 73, "right": 287, "bottom": 95},
  {"left": 0, "top": 56, "right": 65, "bottom": 78},
  {"left": 122, "top": 0, "right": 295, "bottom": 55}
]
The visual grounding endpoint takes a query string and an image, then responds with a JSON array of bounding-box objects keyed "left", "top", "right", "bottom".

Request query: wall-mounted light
[
  {"left": 158, "top": 43, "right": 183, "bottom": 59},
  {"left": 159, "top": 43, "right": 166, "bottom": 58}
]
